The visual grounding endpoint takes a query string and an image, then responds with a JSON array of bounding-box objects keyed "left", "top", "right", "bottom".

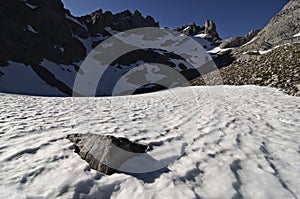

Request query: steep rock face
[
  {"left": 239, "top": 0, "right": 300, "bottom": 51},
  {"left": 220, "top": 29, "right": 260, "bottom": 49},
  {"left": 0, "top": 0, "right": 88, "bottom": 66},
  {"left": 204, "top": 20, "right": 221, "bottom": 41}
]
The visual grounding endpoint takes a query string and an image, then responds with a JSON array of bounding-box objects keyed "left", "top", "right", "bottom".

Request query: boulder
[{"left": 67, "top": 133, "right": 149, "bottom": 175}]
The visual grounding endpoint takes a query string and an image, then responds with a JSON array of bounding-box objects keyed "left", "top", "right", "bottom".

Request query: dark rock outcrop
[
  {"left": 175, "top": 20, "right": 221, "bottom": 41},
  {"left": 204, "top": 20, "right": 221, "bottom": 41},
  {"left": 0, "top": 1, "right": 159, "bottom": 66},
  {"left": 67, "top": 133, "right": 149, "bottom": 175},
  {"left": 175, "top": 22, "right": 203, "bottom": 36},
  {"left": 0, "top": 0, "right": 88, "bottom": 66},
  {"left": 81, "top": 9, "right": 159, "bottom": 35},
  {"left": 0, "top": 0, "right": 161, "bottom": 96}
]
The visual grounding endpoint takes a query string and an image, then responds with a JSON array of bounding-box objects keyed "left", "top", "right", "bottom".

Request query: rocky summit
[
  {"left": 81, "top": 9, "right": 159, "bottom": 35},
  {"left": 175, "top": 20, "right": 221, "bottom": 41}
]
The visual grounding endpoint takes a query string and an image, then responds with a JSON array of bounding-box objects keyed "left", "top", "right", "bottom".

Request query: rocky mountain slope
[
  {"left": 0, "top": 0, "right": 298, "bottom": 96},
  {"left": 237, "top": 0, "right": 300, "bottom": 52},
  {"left": 192, "top": 43, "right": 300, "bottom": 96},
  {"left": 192, "top": 0, "right": 300, "bottom": 96},
  {"left": 0, "top": 0, "right": 219, "bottom": 96},
  {"left": 0, "top": 0, "right": 171, "bottom": 96}
]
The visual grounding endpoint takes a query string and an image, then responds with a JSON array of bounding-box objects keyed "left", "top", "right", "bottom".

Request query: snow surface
[
  {"left": 65, "top": 14, "right": 87, "bottom": 30},
  {"left": 207, "top": 47, "right": 233, "bottom": 54},
  {"left": 0, "top": 61, "right": 65, "bottom": 96},
  {"left": 40, "top": 59, "right": 78, "bottom": 90},
  {"left": 293, "top": 32, "right": 300, "bottom": 38},
  {"left": 20, "top": 0, "right": 38, "bottom": 10},
  {"left": 26, "top": 25, "right": 38, "bottom": 34},
  {"left": 192, "top": 34, "right": 216, "bottom": 51},
  {"left": 0, "top": 85, "right": 299, "bottom": 198},
  {"left": 54, "top": 45, "right": 65, "bottom": 52}
]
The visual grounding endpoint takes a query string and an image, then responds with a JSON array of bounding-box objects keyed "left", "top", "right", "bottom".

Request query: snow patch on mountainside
[
  {"left": 208, "top": 47, "right": 233, "bottom": 54},
  {"left": 40, "top": 59, "right": 78, "bottom": 90},
  {"left": 20, "top": 0, "right": 38, "bottom": 10},
  {"left": 0, "top": 61, "right": 65, "bottom": 96},
  {"left": 65, "top": 14, "right": 87, "bottom": 30},
  {"left": 26, "top": 25, "right": 38, "bottom": 34},
  {"left": 293, "top": 32, "right": 300, "bottom": 37},
  {"left": 192, "top": 33, "right": 216, "bottom": 51}
]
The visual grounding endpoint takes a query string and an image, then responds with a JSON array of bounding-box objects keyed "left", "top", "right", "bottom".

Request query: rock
[
  {"left": 0, "top": 0, "right": 161, "bottom": 96},
  {"left": 82, "top": 9, "right": 159, "bottom": 35},
  {"left": 220, "top": 29, "right": 260, "bottom": 48},
  {"left": 182, "top": 22, "right": 202, "bottom": 36},
  {"left": 238, "top": 0, "right": 300, "bottom": 51},
  {"left": 67, "top": 133, "right": 149, "bottom": 175},
  {"left": 0, "top": 0, "right": 88, "bottom": 66},
  {"left": 191, "top": 43, "right": 300, "bottom": 97},
  {"left": 204, "top": 20, "right": 221, "bottom": 41},
  {"left": 175, "top": 20, "right": 221, "bottom": 39}
]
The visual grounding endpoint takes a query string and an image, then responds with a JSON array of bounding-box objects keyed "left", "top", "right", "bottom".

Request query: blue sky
[{"left": 61, "top": 0, "right": 289, "bottom": 39}]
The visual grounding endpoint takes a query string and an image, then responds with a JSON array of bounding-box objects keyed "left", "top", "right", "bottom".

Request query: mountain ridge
[{"left": 0, "top": 0, "right": 299, "bottom": 96}]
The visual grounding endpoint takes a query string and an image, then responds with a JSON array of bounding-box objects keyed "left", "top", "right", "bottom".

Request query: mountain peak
[{"left": 174, "top": 20, "right": 220, "bottom": 41}]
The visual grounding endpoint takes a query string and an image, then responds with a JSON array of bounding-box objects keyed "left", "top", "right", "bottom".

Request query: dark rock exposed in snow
[{"left": 67, "top": 133, "right": 149, "bottom": 175}]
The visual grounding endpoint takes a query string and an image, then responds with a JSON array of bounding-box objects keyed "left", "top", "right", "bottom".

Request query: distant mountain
[
  {"left": 0, "top": 0, "right": 298, "bottom": 96},
  {"left": 0, "top": 0, "right": 217, "bottom": 96},
  {"left": 0, "top": 0, "right": 162, "bottom": 96}
]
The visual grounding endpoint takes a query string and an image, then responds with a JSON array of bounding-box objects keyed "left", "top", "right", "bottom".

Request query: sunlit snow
[{"left": 0, "top": 86, "right": 299, "bottom": 198}]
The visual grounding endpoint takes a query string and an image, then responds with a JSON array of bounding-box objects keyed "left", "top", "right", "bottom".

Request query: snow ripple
[{"left": 0, "top": 86, "right": 299, "bottom": 199}]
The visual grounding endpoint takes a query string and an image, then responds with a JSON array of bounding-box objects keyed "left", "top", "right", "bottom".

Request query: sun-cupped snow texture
[{"left": 0, "top": 86, "right": 299, "bottom": 199}]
